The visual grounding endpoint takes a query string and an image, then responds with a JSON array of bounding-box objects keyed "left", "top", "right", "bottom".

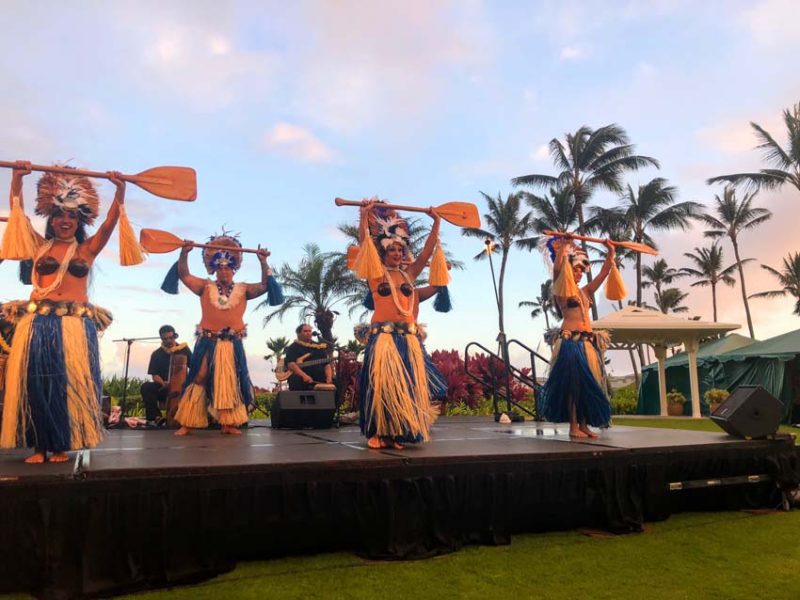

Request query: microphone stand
[{"left": 111, "top": 336, "right": 160, "bottom": 426}]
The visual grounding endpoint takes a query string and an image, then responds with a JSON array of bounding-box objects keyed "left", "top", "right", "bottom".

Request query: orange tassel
[
  {"left": 605, "top": 262, "right": 627, "bottom": 300},
  {"left": 429, "top": 243, "right": 450, "bottom": 286},
  {"left": 354, "top": 236, "right": 384, "bottom": 279},
  {"left": 118, "top": 205, "right": 145, "bottom": 266},
  {"left": 0, "top": 196, "right": 37, "bottom": 260},
  {"left": 552, "top": 258, "right": 579, "bottom": 298}
]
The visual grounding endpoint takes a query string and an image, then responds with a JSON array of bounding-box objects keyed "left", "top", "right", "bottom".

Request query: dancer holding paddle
[
  {"left": 153, "top": 231, "right": 283, "bottom": 436},
  {"left": 0, "top": 161, "right": 128, "bottom": 463},
  {"left": 340, "top": 198, "right": 467, "bottom": 449},
  {"left": 538, "top": 231, "right": 643, "bottom": 438}
]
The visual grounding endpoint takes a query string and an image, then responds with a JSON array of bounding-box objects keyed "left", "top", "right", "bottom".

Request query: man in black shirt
[
  {"left": 284, "top": 324, "right": 332, "bottom": 391},
  {"left": 140, "top": 325, "right": 193, "bottom": 426}
]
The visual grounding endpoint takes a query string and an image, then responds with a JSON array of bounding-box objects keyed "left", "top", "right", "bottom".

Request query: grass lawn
[{"left": 614, "top": 416, "right": 800, "bottom": 442}]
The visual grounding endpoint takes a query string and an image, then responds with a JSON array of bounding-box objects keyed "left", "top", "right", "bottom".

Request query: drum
[{"left": 313, "top": 383, "right": 336, "bottom": 392}]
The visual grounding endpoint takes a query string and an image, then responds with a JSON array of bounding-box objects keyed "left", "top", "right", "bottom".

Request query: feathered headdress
[
  {"left": 36, "top": 170, "right": 100, "bottom": 225},
  {"left": 368, "top": 201, "right": 411, "bottom": 258},
  {"left": 203, "top": 230, "right": 243, "bottom": 274}
]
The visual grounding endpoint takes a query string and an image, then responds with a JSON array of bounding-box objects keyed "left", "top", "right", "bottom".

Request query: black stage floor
[{"left": 1, "top": 417, "right": 798, "bottom": 598}]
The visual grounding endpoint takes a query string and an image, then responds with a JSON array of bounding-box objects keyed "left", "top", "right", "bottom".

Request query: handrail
[
  {"left": 506, "top": 338, "right": 549, "bottom": 386},
  {"left": 463, "top": 341, "right": 538, "bottom": 420}
]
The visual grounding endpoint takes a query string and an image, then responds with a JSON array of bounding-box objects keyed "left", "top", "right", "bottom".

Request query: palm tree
[
  {"left": 462, "top": 191, "right": 538, "bottom": 334},
  {"left": 695, "top": 187, "right": 772, "bottom": 338},
  {"left": 653, "top": 287, "right": 690, "bottom": 314},
  {"left": 518, "top": 279, "right": 557, "bottom": 329},
  {"left": 681, "top": 243, "right": 742, "bottom": 322},
  {"left": 619, "top": 178, "right": 701, "bottom": 308},
  {"left": 264, "top": 336, "right": 290, "bottom": 363},
  {"left": 525, "top": 187, "right": 579, "bottom": 235},
  {"left": 512, "top": 124, "right": 659, "bottom": 318},
  {"left": 256, "top": 243, "right": 360, "bottom": 343},
  {"left": 749, "top": 252, "right": 800, "bottom": 316},
  {"left": 707, "top": 102, "right": 800, "bottom": 194},
  {"left": 642, "top": 258, "right": 687, "bottom": 304}
]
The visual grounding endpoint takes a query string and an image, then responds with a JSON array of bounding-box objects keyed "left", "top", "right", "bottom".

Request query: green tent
[
  {"left": 638, "top": 329, "right": 800, "bottom": 422},
  {"left": 638, "top": 333, "right": 756, "bottom": 416}
]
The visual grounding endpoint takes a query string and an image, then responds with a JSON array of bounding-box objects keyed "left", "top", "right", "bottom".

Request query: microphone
[{"left": 312, "top": 331, "right": 321, "bottom": 338}]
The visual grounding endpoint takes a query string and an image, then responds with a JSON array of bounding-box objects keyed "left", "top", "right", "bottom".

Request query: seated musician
[
  {"left": 284, "top": 324, "right": 332, "bottom": 391},
  {"left": 140, "top": 325, "right": 192, "bottom": 427}
]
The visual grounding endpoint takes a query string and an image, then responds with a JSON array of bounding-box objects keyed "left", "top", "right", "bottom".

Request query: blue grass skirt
[
  {"left": 1, "top": 303, "right": 107, "bottom": 452},
  {"left": 538, "top": 332, "right": 611, "bottom": 427},
  {"left": 359, "top": 323, "right": 443, "bottom": 444},
  {"left": 174, "top": 331, "right": 253, "bottom": 428}
]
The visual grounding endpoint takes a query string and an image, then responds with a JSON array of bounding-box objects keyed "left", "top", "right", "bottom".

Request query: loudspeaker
[
  {"left": 270, "top": 390, "right": 336, "bottom": 429},
  {"left": 710, "top": 385, "right": 781, "bottom": 439}
]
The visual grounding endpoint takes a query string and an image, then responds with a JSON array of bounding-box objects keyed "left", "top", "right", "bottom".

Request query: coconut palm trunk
[{"left": 730, "top": 238, "right": 754, "bottom": 336}]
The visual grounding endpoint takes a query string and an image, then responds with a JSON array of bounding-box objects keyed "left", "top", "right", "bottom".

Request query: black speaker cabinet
[
  {"left": 271, "top": 390, "right": 335, "bottom": 429},
  {"left": 710, "top": 385, "right": 781, "bottom": 439}
]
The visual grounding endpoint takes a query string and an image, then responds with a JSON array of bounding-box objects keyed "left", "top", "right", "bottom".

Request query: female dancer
[
  {"left": 539, "top": 235, "right": 616, "bottom": 438},
  {"left": 1, "top": 161, "right": 125, "bottom": 463},
  {"left": 356, "top": 200, "right": 446, "bottom": 449}
]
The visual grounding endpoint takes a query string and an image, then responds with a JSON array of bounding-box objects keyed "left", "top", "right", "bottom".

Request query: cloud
[
  {"left": 738, "top": 0, "right": 799, "bottom": 49},
  {"left": 695, "top": 110, "right": 783, "bottom": 155},
  {"left": 531, "top": 145, "right": 551, "bottom": 162},
  {"left": 262, "top": 123, "right": 339, "bottom": 164},
  {"left": 559, "top": 45, "right": 587, "bottom": 61}
]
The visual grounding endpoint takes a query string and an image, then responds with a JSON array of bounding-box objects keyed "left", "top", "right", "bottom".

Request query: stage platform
[{"left": 1, "top": 417, "right": 798, "bottom": 598}]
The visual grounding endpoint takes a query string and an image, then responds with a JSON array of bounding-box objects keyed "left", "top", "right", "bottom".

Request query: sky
[{"left": 1, "top": 0, "right": 799, "bottom": 385}]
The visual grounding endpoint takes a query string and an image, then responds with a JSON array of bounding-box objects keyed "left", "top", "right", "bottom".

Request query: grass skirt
[
  {"left": 538, "top": 334, "right": 611, "bottom": 427},
  {"left": 359, "top": 329, "right": 442, "bottom": 443},
  {"left": 1, "top": 311, "right": 103, "bottom": 451},
  {"left": 174, "top": 336, "right": 252, "bottom": 428}
]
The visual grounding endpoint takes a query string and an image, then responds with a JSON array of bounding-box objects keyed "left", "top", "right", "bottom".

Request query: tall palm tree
[
  {"left": 264, "top": 336, "right": 290, "bottom": 363},
  {"left": 681, "top": 243, "right": 742, "bottom": 322},
  {"left": 707, "top": 102, "right": 800, "bottom": 194},
  {"left": 619, "top": 178, "right": 701, "bottom": 308},
  {"left": 695, "top": 187, "right": 772, "bottom": 338},
  {"left": 525, "top": 187, "right": 579, "bottom": 235},
  {"left": 642, "top": 258, "right": 687, "bottom": 304},
  {"left": 512, "top": 124, "right": 659, "bottom": 318},
  {"left": 749, "top": 252, "right": 800, "bottom": 316},
  {"left": 462, "top": 191, "right": 538, "bottom": 334},
  {"left": 653, "top": 287, "right": 690, "bottom": 314},
  {"left": 256, "top": 243, "right": 360, "bottom": 343},
  {"left": 518, "top": 279, "right": 557, "bottom": 329}
]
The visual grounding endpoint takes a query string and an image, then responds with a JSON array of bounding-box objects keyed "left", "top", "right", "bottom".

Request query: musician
[
  {"left": 140, "top": 325, "right": 192, "bottom": 426},
  {"left": 284, "top": 324, "right": 332, "bottom": 391}
]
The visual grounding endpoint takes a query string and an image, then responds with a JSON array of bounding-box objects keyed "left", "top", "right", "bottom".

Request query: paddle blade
[
  {"left": 615, "top": 240, "right": 658, "bottom": 255},
  {"left": 129, "top": 166, "right": 197, "bottom": 201},
  {"left": 140, "top": 228, "right": 185, "bottom": 254},
  {"left": 435, "top": 202, "right": 481, "bottom": 228}
]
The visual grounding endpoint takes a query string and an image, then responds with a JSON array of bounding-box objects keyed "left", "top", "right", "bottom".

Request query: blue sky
[{"left": 1, "top": 0, "right": 799, "bottom": 384}]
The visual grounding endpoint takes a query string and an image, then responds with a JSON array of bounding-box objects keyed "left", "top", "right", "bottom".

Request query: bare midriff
[
  {"left": 370, "top": 270, "right": 417, "bottom": 324},
  {"left": 556, "top": 287, "right": 593, "bottom": 333}
]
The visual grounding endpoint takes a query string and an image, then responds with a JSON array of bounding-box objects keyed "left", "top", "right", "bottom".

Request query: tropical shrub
[{"left": 610, "top": 384, "right": 638, "bottom": 415}]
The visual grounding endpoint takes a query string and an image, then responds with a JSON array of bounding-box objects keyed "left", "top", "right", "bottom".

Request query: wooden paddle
[
  {"left": 140, "top": 228, "right": 266, "bottom": 254},
  {"left": 0, "top": 161, "right": 197, "bottom": 201},
  {"left": 0, "top": 216, "right": 7, "bottom": 222},
  {"left": 335, "top": 197, "right": 480, "bottom": 229},
  {"left": 543, "top": 230, "right": 658, "bottom": 255}
]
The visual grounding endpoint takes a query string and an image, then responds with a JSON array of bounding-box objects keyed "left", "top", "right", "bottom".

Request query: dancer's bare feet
[
  {"left": 49, "top": 452, "right": 70, "bottom": 463},
  {"left": 175, "top": 426, "right": 191, "bottom": 436},
  {"left": 221, "top": 425, "right": 242, "bottom": 435},
  {"left": 569, "top": 428, "right": 589, "bottom": 439},
  {"left": 579, "top": 425, "right": 599, "bottom": 439},
  {"left": 24, "top": 452, "right": 46, "bottom": 464},
  {"left": 391, "top": 441, "right": 405, "bottom": 450},
  {"left": 367, "top": 436, "right": 383, "bottom": 449}
]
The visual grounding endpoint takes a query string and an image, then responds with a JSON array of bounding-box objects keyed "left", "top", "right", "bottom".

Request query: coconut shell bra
[{"left": 35, "top": 256, "right": 90, "bottom": 278}]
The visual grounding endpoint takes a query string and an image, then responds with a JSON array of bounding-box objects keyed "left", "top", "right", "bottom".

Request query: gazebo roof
[{"left": 593, "top": 306, "right": 740, "bottom": 346}]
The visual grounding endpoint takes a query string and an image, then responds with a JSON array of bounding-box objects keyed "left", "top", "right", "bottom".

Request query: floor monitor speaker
[{"left": 710, "top": 385, "right": 781, "bottom": 439}]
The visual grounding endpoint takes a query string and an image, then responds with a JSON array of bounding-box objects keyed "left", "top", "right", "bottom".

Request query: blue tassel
[
  {"left": 267, "top": 275, "right": 284, "bottom": 306},
  {"left": 434, "top": 286, "right": 452, "bottom": 312},
  {"left": 362, "top": 289, "right": 374, "bottom": 310},
  {"left": 160, "top": 261, "right": 180, "bottom": 294},
  {"left": 19, "top": 259, "right": 33, "bottom": 285}
]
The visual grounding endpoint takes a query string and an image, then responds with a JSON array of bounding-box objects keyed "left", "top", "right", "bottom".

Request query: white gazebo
[{"left": 594, "top": 306, "right": 740, "bottom": 418}]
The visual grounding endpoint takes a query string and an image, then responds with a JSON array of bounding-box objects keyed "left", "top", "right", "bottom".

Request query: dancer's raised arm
[
  {"left": 178, "top": 245, "right": 207, "bottom": 295},
  {"left": 86, "top": 172, "right": 125, "bottom": 256},
  {"left": 409, "top": 208, "right": 440, "bottom": 279}
]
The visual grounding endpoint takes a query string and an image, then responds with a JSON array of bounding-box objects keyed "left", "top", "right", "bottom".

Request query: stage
[{"left": 1, "top": 417, "right": 797, "bottom": 599}]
